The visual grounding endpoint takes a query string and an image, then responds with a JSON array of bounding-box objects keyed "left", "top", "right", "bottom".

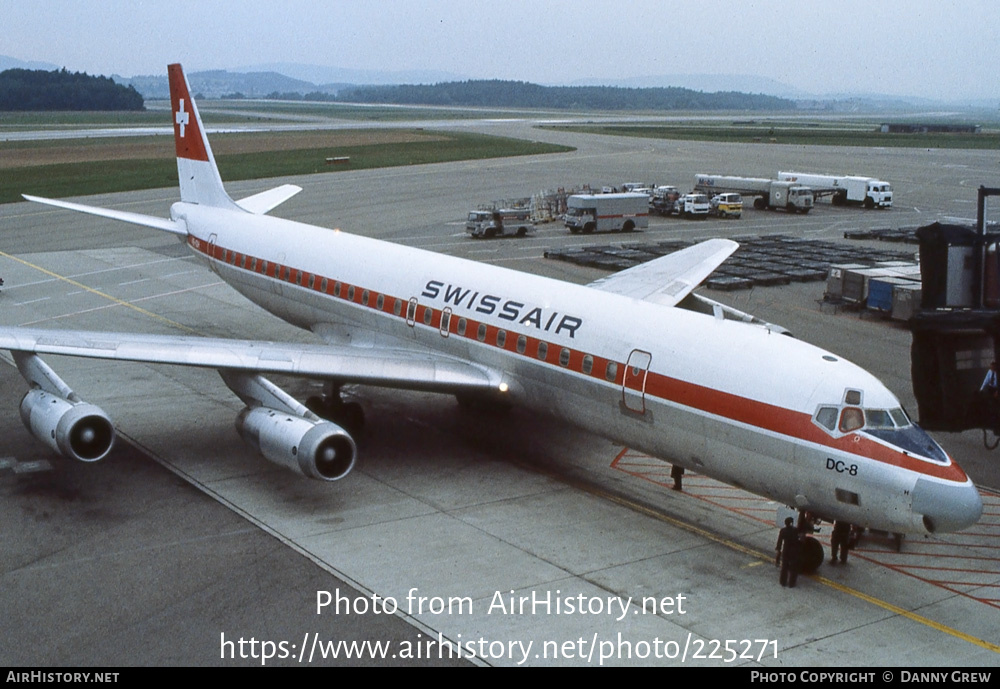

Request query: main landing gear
[
  {"left": 306, "top": 382, "right": 365, "bottom": 436},
  {"left": 797, "top": 510, "right": 825, "bottom": 574}
]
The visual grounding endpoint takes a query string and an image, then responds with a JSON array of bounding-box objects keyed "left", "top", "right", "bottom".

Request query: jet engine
[
  {"left": 19, "top": 389, "right": 116, "bottom": 463},
  {"left": 235, "top": 406, "right": 356, "bottom": 481}
]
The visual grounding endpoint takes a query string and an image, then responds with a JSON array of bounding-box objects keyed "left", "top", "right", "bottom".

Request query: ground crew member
[
  {"left": 830, "top": 520, "right": 851, "bottom": 565},
  {"left": 776, "top": 517, "right": 801, "bottom": 588}
]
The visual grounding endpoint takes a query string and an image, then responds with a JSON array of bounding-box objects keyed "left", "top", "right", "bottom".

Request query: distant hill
[
  {"left": 234, "top": 62, "right": 463, "bottom": 86},
  {"left": 114, "top": 69, "right": 326, "bottom": 99},
  {"left": 0, "top": 55, "right": 61, "bottom": 72},
  {"left": 0, "top": 68, "right": 144, "bottom": 110},
  {"left": 336, "top": 80, "right": 797, "bottom": 111}
]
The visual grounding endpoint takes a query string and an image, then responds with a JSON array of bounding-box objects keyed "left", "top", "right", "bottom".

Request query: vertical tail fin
[{"left": 168, "top": 63, "right": 241, "bottom": 210}]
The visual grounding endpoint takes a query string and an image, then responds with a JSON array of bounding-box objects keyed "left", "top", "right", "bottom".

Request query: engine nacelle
[
  {"left": 235, "top": 406, "right": 356, "bottom": 481},
  {"left": 19, "top": 389, "right": 116, "bottom": 463}
]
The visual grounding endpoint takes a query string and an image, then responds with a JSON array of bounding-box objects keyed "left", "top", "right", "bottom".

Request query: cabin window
[
  {"left": 320, "top": 278, "right": 328, "bottom": 292},
  {"left": 582, "top": 355, "right": 594, "bottom": 375},
  {"left": 376, "top": 294, "right": 384, "bottom": 310},
  {"left": 308, "top": 274, "right": 315, "bottom": 289},
  {"left": 477, "top": 323, "right": 487, "bottom": 342},
  {"left": 394, "top": 299, "right": 402, "bottom": 316},
  {"left": 251, "top": 258, "right": 257, "bottom": 272},
  {"left": 517, "top": 335, "right": 527, "bottom": 354},
  {"left": 260, "top": 260, "right": 268, "bottom": 274},
  {"left": 496, "top": 330, "right": 506, "bottom": 348},
  {"left": 605, "top": 361, "right": 618, "bottom": 382},
  {"left": 457, "top": 318, "right": 467, "bottom": 336},
  {"left": 295, "top": 271, "right": 302, "bottom": 286},
  {"left": 362, "top": 289, "right": 370, "bottom": 306},
  {"left": 559, "top": 348, "right": 571, "bottom": 367},
  {"left": 537, "top": 341, "right": 548, "bottom": 361},
  {"left": 334, "top": 282, "right": 342, "bottom": 297},
  {"left": 348, "top": 285, "right": 355, "bottom": 301},
  {"left": 423, "top": 307, "right": 433, "bottom": 325},
  {"left": 240, "top": 255, "right": 247, "bottom": 269}
]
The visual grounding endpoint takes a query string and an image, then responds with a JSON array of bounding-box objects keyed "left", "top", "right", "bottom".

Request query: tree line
[
  {"left": 0, "top": 68, "right": 144, "bottom": 111},
  {"left": 331, "top": 80, "right": 796, "bottom": 111}
]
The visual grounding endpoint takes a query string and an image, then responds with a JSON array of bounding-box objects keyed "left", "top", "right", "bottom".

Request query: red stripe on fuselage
[{"left": 189, "top": 235, "right": 969, "bottom": 484}]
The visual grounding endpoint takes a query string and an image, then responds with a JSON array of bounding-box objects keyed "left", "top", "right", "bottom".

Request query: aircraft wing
[
  {"left": 587, "top": 238, "right": 738, "bottom": 307},
  {"left": 0, "top": 327, "right": 500, "bottom": 393}
]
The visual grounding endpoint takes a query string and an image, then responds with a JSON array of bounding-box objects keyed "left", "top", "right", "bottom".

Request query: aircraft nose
[{"left": 912, "top": 478, "right": 983, "bottom": 533}]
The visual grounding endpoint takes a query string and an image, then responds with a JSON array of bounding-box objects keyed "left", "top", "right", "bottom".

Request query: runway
[{"left": 1, "top": 122, "right": 998, "bottom": 666}]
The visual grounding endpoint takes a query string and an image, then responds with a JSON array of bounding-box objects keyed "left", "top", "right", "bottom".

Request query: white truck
[
  {"left": 466, "top": 208, "right": 535, "bottom": 238},
  {"left": 565, "top": 193, "right": 649, "bottom": 234},
  {"left": 694, "top": 174, "right": 813, "bottom": 213},
  {"left": 777, "top": 171, "right": 893, "bottom": 209},
  {"left": 677, "top": 193, "right": 710, "bottom": 218}
]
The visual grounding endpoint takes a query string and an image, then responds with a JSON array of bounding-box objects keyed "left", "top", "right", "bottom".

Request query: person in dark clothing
[
  {"left": 830, "top": 520, "right": 851, "bottom": 565},
  {"left": 776, "top": 517, "right": 801, "bottom": 588}
]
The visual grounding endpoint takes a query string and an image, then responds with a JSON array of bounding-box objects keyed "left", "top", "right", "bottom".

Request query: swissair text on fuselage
[{"left": 421, "top": 280, "right": 583, "bottom": 338}]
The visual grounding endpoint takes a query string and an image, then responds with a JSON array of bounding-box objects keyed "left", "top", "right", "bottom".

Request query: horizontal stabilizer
[
  {"left": 588, "top": 238, "right": 738, "bottom": 307},
  {"left": 236, "top": 184, "right": 303, "bottom": 215},
  {"left": 23, "top": 195, "right": 186, "bottom": 236}
]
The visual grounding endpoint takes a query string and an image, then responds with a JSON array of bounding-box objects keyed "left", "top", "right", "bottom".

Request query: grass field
[
  {"left": 1, "top": 129, "right": 573, "bottom": 204},
  {"left": 543, "top": 122, "right": 1000, "bottom": 149}
]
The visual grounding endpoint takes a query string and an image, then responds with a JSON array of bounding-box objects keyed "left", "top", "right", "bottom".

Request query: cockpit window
[
  {"left": 815, "top": 406, "right": 839, "bottom": 431},
  {"left": 890, "top": 408, "right": 910, "bottom": 427},
  {"left": 864, "top": 409, "right": 894, "bottom": 429},
  {"left": 844, "top": 389, "right": 862, "bottom": 406},
  {"left": 839, "top": 407, "right": 865, "bottom": 433}
]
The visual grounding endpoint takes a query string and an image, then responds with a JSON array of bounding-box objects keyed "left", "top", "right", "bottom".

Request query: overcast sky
[{"left": 4, "top": 0, "right": 998, "bottom": 101}]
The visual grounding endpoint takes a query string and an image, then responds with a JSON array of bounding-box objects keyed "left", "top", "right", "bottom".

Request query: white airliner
[{"left": 1, "top": 65, "right": 982, "bottom": 549}]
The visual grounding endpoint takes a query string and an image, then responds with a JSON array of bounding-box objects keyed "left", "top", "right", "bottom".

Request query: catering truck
[
  {"left": 777, "top": 171, "right": 893, "bottom": 209},
  {"left": 564, "top": 193, "right": 649, "bottom": 233},
  {"left": 694, "top": 174, "right": 813, "bottom": 213}
]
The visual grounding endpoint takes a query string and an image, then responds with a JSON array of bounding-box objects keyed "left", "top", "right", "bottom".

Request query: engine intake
[
  {"left": 235, "top": 406, "right": 356, "bottom": 481},
  {"left": 19, "top": 389, "right": 116, "bottom": 462}
]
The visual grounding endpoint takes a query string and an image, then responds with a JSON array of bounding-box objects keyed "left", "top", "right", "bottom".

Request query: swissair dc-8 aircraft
[{"left": 2, "top": 65, "right": 982, "bottom": 551}]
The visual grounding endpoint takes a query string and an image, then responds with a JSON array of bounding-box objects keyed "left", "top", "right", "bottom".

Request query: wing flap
[
  {"left": 0, "top": 327, "right": 500, "bottom": 393},
  {"left": 588, "top": 238, "right": 738, "bottom": 307}
]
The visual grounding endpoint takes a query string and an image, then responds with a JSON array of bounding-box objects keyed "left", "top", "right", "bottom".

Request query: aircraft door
[
  {"left": 207, "top": 234, "right": 218, "bottom": 275},
  {"left": 622, "top": 349, "right": 652, "bottom": 414}
]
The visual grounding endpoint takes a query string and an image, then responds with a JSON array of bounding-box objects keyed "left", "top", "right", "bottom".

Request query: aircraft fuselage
[{"left": 172, "top": 202, "right": 981, "bottom": 536}]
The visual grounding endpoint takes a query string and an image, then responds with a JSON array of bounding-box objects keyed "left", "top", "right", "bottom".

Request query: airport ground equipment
[
  {"left": 910, "top": 187, "right": 1000, "bottom": 447},
  {"left": 778, "top": 171, "right": 893, "bottom": 209},
  {"left": 677, "top": 193, "right": 710, "bottom": 218},
  {"left": 564, "top": 193, "right": 649, "bottom": 233},
  {"left": 695, "top": 174, "right": 813, "bottom": 213},
  {"left": 709, "top": 193, "right": 743, "bottom": 219},
  {"left": 466, "top": 208, "right": 535, "bottom": 238},
  {"left": 649, "top": 186, "right": 681, "bottom": 216}
]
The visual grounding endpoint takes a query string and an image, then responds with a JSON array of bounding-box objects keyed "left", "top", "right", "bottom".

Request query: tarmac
[{"left": 1, "top": 120, "right": 998, "bottom": 666}]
